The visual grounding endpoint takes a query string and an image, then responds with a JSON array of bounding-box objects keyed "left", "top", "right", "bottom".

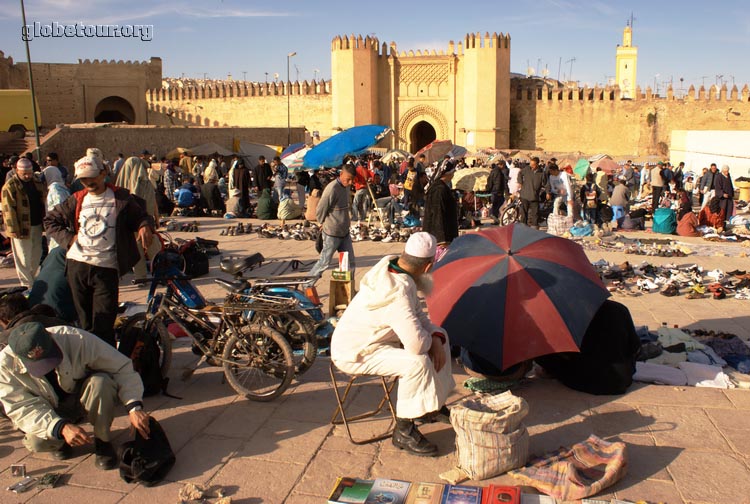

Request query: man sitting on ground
[
  {"left": 0, "top": 322, "right": 150, "bottom": 470},
  {"left": 331, "top": 232, "right": 454, "bottom": 457}
]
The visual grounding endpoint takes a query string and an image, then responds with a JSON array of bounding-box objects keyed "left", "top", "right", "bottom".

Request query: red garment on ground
[{"left": 698, "top": 206, "right": 726, "bottom": 229}]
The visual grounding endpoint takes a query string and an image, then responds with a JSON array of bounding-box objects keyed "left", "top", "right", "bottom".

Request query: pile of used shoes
[
  {"left": 255, "top": 222, "right": 320, "bottom": 241},
  {"left": 350, "top": 223, "right": 421, "bottom": 243},
  {"left": 220, "top": 222, "right": 254, "bottom": 236},
  {"left": 593, "top": 261, "right": 750, "bottom": 300}
]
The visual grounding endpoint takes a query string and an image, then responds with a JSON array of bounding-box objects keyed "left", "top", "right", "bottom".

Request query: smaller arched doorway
[
  {"left": 410, "top": 121, "right": 436, "bottom": 153},
  {"left": 94, "top": 96, "right": 135, "bottom": 123}
]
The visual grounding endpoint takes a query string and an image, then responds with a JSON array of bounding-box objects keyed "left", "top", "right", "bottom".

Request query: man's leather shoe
[
  {"left": 52, "top": 442, "right": 72, "bottom": 461},
  {"left": 94, "top": 439, "right": 117, "bottom": 470},
  {"left": 392, "top": 419, "right": 438, "bottom": 457},
  {"left": 415, "top": 405, "right": 451, "bottom": 425}
]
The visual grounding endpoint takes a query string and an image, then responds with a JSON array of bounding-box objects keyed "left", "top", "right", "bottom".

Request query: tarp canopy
[
  {"left": 187, "top": 142, "right": 235, "bottom": 157},
  {"left": 238, "top": 141, "right": 282, "bottom": 168}
]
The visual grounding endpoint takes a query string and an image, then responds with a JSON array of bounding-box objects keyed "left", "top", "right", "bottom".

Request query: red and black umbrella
[{"left": 426, "top": 224, "right": 609, "bottom": 371}]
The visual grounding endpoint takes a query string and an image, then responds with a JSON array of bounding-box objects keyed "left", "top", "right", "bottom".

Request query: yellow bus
[{"left": 0, "top": 89, "right": 41, "bottom": 136}]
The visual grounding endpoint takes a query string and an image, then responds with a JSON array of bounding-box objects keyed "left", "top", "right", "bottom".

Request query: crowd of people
[{"left": 0, "top": 142, "right": 744, "bottom": 469}]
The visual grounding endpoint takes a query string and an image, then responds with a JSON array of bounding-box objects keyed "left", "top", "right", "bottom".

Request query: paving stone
[
  {"left": 166, "top": 435, "right": 239, "bottom": 484},
  {"left": 705, "top": 408, "right": 750, "bottom": 456},
  {"left": 118, "top": 480, "right": 188, "bottom": 504},
  {"left": 209, "top": 458, "right": 305, "bottom": 503},
  {"left": 295, "top": 449, "right": 374, "bottom": 496},
  {"left": 614, "top": 479, "right": 685, "bottom": 504},
  {"left": 201, "top": 399, "right": 278, "bottom": 439},
  {"left": 724, "top": 388, "right": 750, "bottom": 410},
  {"left": 619, "top": 384, "right": 734, "bottom": 408},
  {"left": 639, "top": 405, "right": 731, "bottom": 451},
  {"left": 668, "top": 450, "right": 750, "bottom": 503},
  {"left": 371, "top": 447, "right": 455, "bottom": 484},
  {"left": 320, "top": 433, "right": 380, "bottom": 454},
  {"left": 584, "top": 402, "right": 654, "bottom": 438},
  {"left": 29, "top": 485, "right": 125, "bottom": 503},
  {"left": 0, "top": 456, "right": 74, "bottom": 503},
  {"left": 234, "top": 418, "right": 331, "bottom": 463},
  {"left": 612, "top": 434, "right": 675, "bottom": 482}
]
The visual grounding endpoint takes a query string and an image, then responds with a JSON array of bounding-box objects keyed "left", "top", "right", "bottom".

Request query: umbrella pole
[{"left": 366, "top": 182, "right": 387, "bottom": 227}]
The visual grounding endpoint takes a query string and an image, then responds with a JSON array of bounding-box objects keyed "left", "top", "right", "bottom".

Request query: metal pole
[
  {"left": 287, "top": 51, "right": 296, "bottom": 146},
  {"left": 20, "top": 0, "right": 41, "bottom": 161}
]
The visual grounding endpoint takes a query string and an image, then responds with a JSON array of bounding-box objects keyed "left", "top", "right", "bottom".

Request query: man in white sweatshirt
[{"left": 331, "top": 232, "right": 454, "bottom": 457}]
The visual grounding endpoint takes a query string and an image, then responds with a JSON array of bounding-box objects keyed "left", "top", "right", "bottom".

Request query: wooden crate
[{"left": 329, "top": 277, "right": 354, "bottom": 317}]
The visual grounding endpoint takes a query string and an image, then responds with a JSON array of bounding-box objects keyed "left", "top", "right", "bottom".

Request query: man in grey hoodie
[{"left": 309, "top": 164, "right": 356, "bottom": 281}]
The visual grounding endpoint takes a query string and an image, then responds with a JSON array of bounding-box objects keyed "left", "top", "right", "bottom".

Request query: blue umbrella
[
  {"left": 281, "top": 142, "right": 306, "bottom": 159},
  {"left": 303, "top": 125, "right": 391, "bottom": 169}
]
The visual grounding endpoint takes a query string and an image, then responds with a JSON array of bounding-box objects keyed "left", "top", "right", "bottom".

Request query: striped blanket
[{"left": 508, "top": 434, "right": 627, "bottom": 501}]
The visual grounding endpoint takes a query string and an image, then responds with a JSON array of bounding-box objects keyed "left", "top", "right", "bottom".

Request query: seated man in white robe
[{"left": 331, "top": 232, "right": 454, "bottom": 456}]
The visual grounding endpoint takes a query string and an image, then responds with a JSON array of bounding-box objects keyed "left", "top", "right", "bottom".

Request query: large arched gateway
[
  {"left": 94, "top": 96, "right": 136, "bottom": 123},
  {"left": 409, "top": 121, "right": 436, "bottom": 152}
]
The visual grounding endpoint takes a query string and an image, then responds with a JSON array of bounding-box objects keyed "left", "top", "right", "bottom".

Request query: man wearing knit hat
[
  {"left": 0, "top": 322, "right": 149, "bottom": 470},
  {"left": 1, "top": 157, "right": 47, "bottom": 286},
  {"left": 44, "top": 154, "right": 154, "bottom": 346},
  {"left": 331, "top": 232, "right": 454, "bottom": 457}
]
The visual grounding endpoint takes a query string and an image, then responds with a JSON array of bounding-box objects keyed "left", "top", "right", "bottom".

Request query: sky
[{"left": 1, "top": 0, "right": 749, "bottom": 93}]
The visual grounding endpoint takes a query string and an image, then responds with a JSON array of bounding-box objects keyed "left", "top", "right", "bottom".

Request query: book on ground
[
  {"left": 364, "top": 478, "right": 412, "bottom": 504},
  {"left": 406, "top": 482, "right": 445, "bottom": 504},
  {"left": 328, "top": 477, "right": 375, "bottom": 504},
  {"left": 441, "top": 484, "right": 483, "bottom": 504},
  {"left": 481, "top": 485, "right": 520, "bottom": 504}
]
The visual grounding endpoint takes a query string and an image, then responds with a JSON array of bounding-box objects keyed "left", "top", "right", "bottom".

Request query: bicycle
[
  {"left": 137, "top": 250, "right": 296, "bottom": 401},
  {"left": 499, "top": 193, "right": 554, "bottom": 226}
]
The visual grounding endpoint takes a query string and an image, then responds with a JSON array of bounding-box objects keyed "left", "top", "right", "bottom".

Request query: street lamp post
[
  {"left": 287, "top": 51, "right": 297, "bottom": 146},
  {"left": 19, "top": 0, "right": 41, "bottom": 160}
]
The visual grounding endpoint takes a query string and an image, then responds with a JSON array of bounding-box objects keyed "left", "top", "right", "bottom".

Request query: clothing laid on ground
[{"left": 331, "top": 256, "right": 454, "bottom": 419}]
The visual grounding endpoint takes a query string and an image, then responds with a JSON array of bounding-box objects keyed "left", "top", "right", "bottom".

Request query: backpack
[
  {"left": 118, "top": 417, "right": 175, "bottom": 486},
  {"left": 178, "top": 239, "right": 210, "bottom": 277},
  {"left": 117, "top": 320, "right": 167, "bottom": 397}
]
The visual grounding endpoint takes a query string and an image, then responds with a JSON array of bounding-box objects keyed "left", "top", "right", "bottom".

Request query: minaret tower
[{"left": 615, "top": 22, "right": 638, "bottom": 98}]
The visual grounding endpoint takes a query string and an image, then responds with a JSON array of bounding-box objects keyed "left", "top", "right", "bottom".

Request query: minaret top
[{"left": 622, "top": 25, "right": 632, "bottom": 47}]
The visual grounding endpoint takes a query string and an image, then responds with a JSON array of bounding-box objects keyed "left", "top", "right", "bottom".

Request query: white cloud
[{"left": 7, "top": 0, "right": 292, "bottom": 24}]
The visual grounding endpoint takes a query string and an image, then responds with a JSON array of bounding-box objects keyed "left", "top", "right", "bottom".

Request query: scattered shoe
[
  {"left": 686, "top": 291, "right": 706, "bottom": 299},
  {"left": 660, "top": 283, "right": 680, "bottom": 297},
  {"left": 707, "top": 269, "right": 725, "bottom": 281},
  {"left": 94, "top": 438, "right": 117, "bottom": 470},
  {"left": 712, "top": 288, "right": 727, "bottom": 300},
  {"left": 735, "top": 288, "right": 750, "bottom": 300}
]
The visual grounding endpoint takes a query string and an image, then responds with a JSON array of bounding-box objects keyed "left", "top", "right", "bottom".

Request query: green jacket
[
  {"left": 0, "top": 325, "right": 144, "bottom": 441},
  {"left": 1, "top": 174, "right": 47, "bottom": 238}
]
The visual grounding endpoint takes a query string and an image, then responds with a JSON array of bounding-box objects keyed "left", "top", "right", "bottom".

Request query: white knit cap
[{"left": 404, "top": 232, "right": 437, "bottom": 259}]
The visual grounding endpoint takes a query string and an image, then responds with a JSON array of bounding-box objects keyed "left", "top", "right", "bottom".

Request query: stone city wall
[
  {"left": 146, "top": 80, "right": 334, "bottom": 136},
  {"left": 510, "top": 83, "right": 750, "bottom": 156},
  {"left": 36, "top": 124, "right": 304, "bottom": 165}
]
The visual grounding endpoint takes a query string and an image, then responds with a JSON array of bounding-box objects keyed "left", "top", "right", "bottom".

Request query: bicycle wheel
[
  {"left": 500, "top": 204, "right": 519, "bottom": 225},
  {"left": 222, "top": 324, "right": 294, "bottom": 401},
  {"left": 118, "top": 312, "right": 172, "bottom": 377},
  {"left": 250, "top": 311, "right": 317, "bottom": 375}
]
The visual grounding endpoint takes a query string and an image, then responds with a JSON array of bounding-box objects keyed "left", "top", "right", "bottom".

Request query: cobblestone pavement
[{"left": 1, "top": 216, "right": 749, "bottom": 503}]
